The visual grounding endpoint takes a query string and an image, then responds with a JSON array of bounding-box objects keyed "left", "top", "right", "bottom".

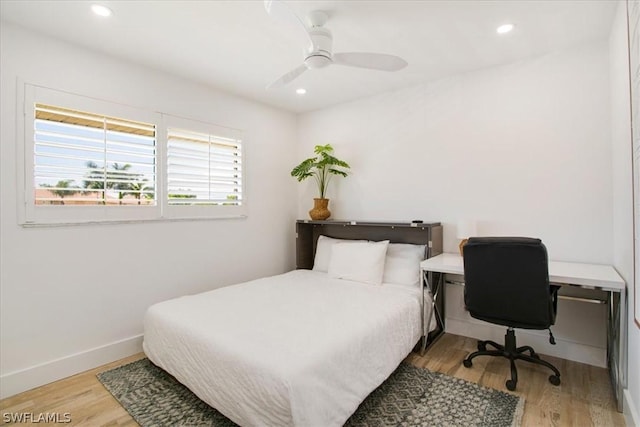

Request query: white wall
[
  {"left": 0, "top": 23, "right": 298, "bottom": 398},
  {"left": 610, "top": 1, "right": 640, "bottom": 424},
  {"left": 297, "top": 41, "right": 613, "bottom": 366},
  {"left": 297, "top": 43, "right": 612, "bottom": 264}
]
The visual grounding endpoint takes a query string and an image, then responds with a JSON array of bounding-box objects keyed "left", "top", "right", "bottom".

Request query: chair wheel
[
  {"left": 549, "top": 375, "right": 561, "bottom": 386},
  {"left": 463, "top": 359, "right": 473, "bottom": 368},
  {"left": 477, "top": 342, "right": 487, "bottom": 351},
  {"left": 506, "top": 379, "right": 517, "bottom": 391}
]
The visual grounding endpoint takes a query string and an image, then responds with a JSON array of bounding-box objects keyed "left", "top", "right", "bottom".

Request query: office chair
[{"left": 461, "top": 237, "right": 561, "bottom": 391}]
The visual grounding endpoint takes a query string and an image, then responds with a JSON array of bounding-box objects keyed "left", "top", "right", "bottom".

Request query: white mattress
[{"left": 143, "top": 270, "right": 432, "bottom": 427}]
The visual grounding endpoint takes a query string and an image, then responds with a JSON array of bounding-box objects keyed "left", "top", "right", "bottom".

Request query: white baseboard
[
  {"left": 446, "top": 318, "right": 606, "bottom": 368},
  {"left": 0, "top": 334, "right": 143, "bottom": 399},
  {"left": 624, "top": 388, "right": 639, "bottom": 427}
]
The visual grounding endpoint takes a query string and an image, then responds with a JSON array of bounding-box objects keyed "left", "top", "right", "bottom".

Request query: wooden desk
[{"left": 420, "top": 253, "right": 626, "bottom": 411}]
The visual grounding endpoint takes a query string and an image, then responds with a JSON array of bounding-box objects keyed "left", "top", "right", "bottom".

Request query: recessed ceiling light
[
  {"left": 91, "top": 4, "right": 113, "bottom": 17},
  {"left": 296, "top": 88, "right": 307, "bottom": 95},
  {"left": 496, "top": 23, "right": 514, "bottom": 34}
]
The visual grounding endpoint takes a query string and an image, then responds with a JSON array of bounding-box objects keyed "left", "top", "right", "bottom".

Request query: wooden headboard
[{"left": 295, "top": 220, "right": 443, "bottom": 270}]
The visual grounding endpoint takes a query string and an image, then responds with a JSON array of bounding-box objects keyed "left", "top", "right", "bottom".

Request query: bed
[{"left": 143, "top": 220, "right": 443, "bottom": 426}]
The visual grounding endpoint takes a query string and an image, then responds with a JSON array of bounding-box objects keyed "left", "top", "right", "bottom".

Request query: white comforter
[{"left": 143, "top": 270, "right": 425, "bottom": 427}]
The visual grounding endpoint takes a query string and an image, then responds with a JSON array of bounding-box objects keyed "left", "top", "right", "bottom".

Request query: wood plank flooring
[
  {"left": 0, "top": 333, "right": 625, "bottom": 426},
  {"left": 406, "top": 334, "right": 625, "bottom": 427}
]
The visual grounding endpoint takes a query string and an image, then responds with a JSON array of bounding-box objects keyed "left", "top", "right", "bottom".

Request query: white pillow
[
  {"left": 312, "top": 235, "right": 365, "bottom": 272},
  {"left": 382, "top": 243, "right": 426, "bottom": 287},
  {"left": 328, "top": 240, "right": 389, "bottom": 285}
]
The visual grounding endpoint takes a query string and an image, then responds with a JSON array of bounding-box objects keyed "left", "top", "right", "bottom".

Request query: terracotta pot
[{"left": 309, "top": 198, "right": 331, "bottom": 220}]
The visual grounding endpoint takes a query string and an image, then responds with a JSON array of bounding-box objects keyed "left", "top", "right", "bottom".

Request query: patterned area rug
[{"left": 98, "top": 358, "right": 524, "bottom": 427}]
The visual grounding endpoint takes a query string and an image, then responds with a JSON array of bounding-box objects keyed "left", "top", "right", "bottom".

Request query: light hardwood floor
[
  {"left": 0, "top": 333, "right": 625, "bottom": 426},
  {"left": 406, "top": 334, "right": 625, "bottom": 427}
]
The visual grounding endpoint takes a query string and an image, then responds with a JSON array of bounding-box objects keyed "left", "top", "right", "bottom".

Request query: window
[
  {"left": 34, "top": 104, "right": 156, "bottom": 206},
  {"left": 167, "top": 128, "right": 242, "bottom": 206},
  {"left": 20, "top": 84, "right": 246, "bottom": 225},
  {"left": 162, "top": 114, "right": 245, "bottom": 220}
]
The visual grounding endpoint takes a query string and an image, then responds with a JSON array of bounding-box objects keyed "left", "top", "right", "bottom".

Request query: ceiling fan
[{"left": 264, "top": 0, "right": 408, "bottom": 89}]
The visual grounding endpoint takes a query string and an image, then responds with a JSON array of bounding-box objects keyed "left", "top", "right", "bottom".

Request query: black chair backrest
[{"left": 463, "top": 237, "right": 555, "bottom": 330}]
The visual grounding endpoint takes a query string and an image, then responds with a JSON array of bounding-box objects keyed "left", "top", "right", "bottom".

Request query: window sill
[{"left": 19, "top": 214, "right": 248, "bottom": 228}]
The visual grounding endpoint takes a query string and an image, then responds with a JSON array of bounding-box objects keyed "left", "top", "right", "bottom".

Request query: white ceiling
[{"left": 0, "top": 0, "right": 617, "bottom": 113}]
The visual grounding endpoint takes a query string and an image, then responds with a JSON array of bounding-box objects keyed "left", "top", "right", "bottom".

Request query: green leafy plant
[{"left": 291, "top": 144, "right": 350, "bottom": 199}]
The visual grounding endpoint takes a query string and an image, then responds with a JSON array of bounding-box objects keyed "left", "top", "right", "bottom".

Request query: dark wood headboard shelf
[{"left": 296, "top": 219, "right": 443, "bottom": 270}]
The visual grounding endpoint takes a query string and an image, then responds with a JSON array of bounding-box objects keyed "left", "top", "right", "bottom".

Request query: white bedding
[{"left": 143, "top": 269, "right": 432, "bottom": 427}]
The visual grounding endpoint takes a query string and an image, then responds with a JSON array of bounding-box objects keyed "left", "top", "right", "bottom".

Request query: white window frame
[{"left": 18, "top": 83, "right": 247, "bottom": 226}]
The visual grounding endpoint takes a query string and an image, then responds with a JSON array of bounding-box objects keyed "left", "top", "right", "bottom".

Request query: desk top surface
[{"left": 421, "top": 253, "right": 625, "bottom": 292}]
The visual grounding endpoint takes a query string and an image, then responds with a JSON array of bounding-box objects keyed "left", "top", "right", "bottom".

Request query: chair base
[{"left": 462, "top": 328, "right": 561, "bottom": 391}]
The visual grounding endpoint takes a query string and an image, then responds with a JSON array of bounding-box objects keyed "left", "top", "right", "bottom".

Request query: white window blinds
[
  {"left": 33, "top": 103, "right": 156, "bottom": 206},
  {"left": 167, "top": 128, "right": 243, "bottom": 206}
]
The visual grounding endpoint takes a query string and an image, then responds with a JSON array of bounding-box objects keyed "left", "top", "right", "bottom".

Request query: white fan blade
[
  {"left": 267, "top": 64, "right": 308, "bottom": 89},
  {"left": 333, "top": 52, "right": 408, "bottom": 71},
  {"left": 264, "top": 0, "right": 313, "bottom": 51}
]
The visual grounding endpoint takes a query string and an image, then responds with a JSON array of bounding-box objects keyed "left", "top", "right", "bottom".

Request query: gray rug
[{"left": 98, "top": 358, "right": 524, "bottom": 427}]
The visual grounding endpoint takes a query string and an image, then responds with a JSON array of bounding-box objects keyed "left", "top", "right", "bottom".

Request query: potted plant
[{"left": 291, "top": 144, "right": 350, "bottom": 220}]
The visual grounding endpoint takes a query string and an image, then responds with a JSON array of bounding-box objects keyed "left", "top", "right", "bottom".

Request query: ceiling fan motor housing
[{"left": 305, "top": 26, "right": 332, "bottom": 69}]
